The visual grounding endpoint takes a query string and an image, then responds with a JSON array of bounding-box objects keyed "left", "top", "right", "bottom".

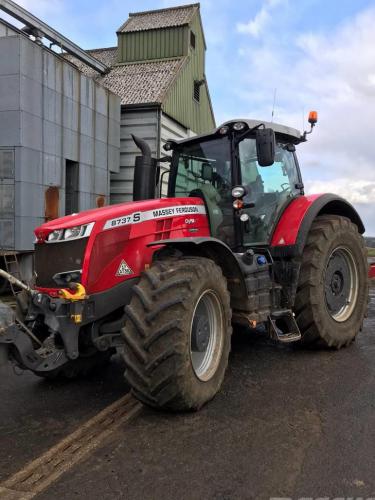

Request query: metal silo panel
[
  {"left": 0, "top": 149, "right": 15, "bottom": 178},
  {"left": 20, "top": 37, "right": 42, "bottom": 84},
  {"left": 0, "top": 182, "right": 14, "bottom": 217},
  {"left": 95, "top": 112, "right": 108, "bottom": 143},
  {"left": 20, "top": 74, "right": 42, "bottom": 118},
  {"left": 0, "top": 74, "right": 19, "bottom": 111},
  {"left": 0, "top": 220, "right": 14, "bottom": 249},
  {"left": 0, "top": 111, "right": 20, "bottom": 146},
  {"left": 0, "top": 36, "right": 20, "bottom": 75}
]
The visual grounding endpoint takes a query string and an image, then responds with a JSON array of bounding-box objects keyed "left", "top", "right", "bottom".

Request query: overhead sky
[{"left": 4, "top": 0, "right": 375, "bottom": 233}]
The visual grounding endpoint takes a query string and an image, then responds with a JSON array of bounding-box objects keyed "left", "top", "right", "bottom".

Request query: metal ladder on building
[{"left": 3, "top": 252, "right": 23, "bottom": 297}]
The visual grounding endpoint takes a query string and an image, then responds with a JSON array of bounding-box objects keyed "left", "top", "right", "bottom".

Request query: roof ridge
[
  {"left": 86, "top": 46, "right": 117, "bottom": 53},
  {"left": 113, "top": 57, "right": 184, "bottom": 68},
  {"left": 128, "top": 3, "right": 199, "bottom": 17},
  {"left": 117, "top": 3, "right": 199, "bottom": 33}
]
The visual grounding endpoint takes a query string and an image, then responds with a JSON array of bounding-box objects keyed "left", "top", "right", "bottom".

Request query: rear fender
[
  {"left": 270, "top": 194, "right": 366, "bottom": 308},
  {"left": 148, "top": 237, "right": 248, "bottom": 308},
  {"left": 271, "top": 193, "right": 365, "bottom": 257}
]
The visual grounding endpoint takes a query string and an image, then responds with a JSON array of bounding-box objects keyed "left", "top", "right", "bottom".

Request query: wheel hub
[
  {"left": 324, "top": 247, "right": 358, "bottom": 322},
  {"left": 330, "top": 271, "right": 343, "bottom": 294},
  {"left": 190, "top": 290, "right": 224, "bottom": 382},
  {"left": 191, "top": 315, "right": 210, "bottom": 352}
]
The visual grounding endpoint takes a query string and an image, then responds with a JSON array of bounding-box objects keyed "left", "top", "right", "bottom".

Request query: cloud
[
  {"left": 237, "top": 0, "right": 284, "bottom": 38},
  {"left": 305, "top": 179, "right": 375, "bottom": 205}
]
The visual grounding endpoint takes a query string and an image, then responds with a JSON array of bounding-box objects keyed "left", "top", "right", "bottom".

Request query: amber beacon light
[{"left": 308, "top": 110, "right": 318, "bottom": 125}]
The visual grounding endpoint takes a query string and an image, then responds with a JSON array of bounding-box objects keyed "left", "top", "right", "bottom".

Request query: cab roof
[
  {"left": 170, "top": 118, "right": 303, "bottom": 148},
  {"left": 222, "top": 119, "right": 302, "bottom": 141}
]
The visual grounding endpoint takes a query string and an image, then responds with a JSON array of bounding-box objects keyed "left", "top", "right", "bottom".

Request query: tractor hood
[
  {"left": 35, "top": 198, "right": 206, "bottom": 241},
  {"left": 33, "top": 197, "right": 209, "bottom": 295}
]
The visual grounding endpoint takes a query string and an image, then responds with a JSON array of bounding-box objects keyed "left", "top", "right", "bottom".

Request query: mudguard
[
  {"left": 148, "top": 237, "right": 248, "bottom": 304},
  {"left": 270, "top": 193, "right": 366, "bottom": 308},
  {"left": 271, "top": 193, "right": 365, "bottom": 257}
]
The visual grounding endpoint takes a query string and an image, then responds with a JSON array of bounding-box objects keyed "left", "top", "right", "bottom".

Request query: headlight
[
  {"left": 64, "top": 226, "right": 83, "bottom": 240},
  {"left": 232, "top": 186, "right": 246, "bottom": 198},
  {"left": 47, "top": 229, "right": 64, "bottom": 242},
  {"left": 52, "top": 270, "right": 82, "bottom": 286},
  {"left": 46, "top": 222, "right": 94, "bottom": 243},
  {"left": 218, "top": 126, "right": 229, "bottom": 135},
  {"left": 233, "top": 122, "right": 246, "bottom": 131}
]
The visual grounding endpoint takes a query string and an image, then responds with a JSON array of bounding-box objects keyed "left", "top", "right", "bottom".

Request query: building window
[
  {"left": 193, "top": 81, "right": 201, "bottom": 102},
  {"left": 65, "top": 160, "right": 79, "bottom": 215},
  {"left": 190, "top": 30, "right": 196, "bottom": 49}
]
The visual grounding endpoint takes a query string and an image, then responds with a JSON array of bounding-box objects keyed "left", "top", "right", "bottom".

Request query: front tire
[
  {"left": 122, "top": 257, "right": 232, "bottom": 411},
  {"left": 294, "top": 215, "right": 368, "bottom": 348}
]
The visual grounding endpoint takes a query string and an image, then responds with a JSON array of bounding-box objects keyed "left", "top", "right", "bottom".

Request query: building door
[{"left": 65, "top": 160, "right": 79, "bottom": 215}]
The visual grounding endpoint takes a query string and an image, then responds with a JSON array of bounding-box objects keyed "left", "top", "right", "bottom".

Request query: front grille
[{"left": 35, "top": 238, "right": 88, "bottom": 287}]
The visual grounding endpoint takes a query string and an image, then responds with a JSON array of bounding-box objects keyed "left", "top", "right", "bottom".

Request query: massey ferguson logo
[{"left": 103, "top": 205, "right": 206, "bottom": 230}]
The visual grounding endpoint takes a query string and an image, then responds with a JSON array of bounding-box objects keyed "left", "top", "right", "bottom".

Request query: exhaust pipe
[{"left": 132, "top": 135, "right": 157, "bottom": 201}]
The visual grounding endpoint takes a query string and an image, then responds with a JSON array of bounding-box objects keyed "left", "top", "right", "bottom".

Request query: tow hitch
[
  {"left": 0, "top": 321, "right": 69, "bottom": 372},
  {"left": 0, "top": 269, "right": 81, "bottom": 372}
]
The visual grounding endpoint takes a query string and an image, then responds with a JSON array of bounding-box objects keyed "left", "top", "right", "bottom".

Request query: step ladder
[
  {"left": 269, "top": 310, "right": 301, "bottom": 343},
  {"left": 3, "top": 252, "right": 23, "bottom": 298}
]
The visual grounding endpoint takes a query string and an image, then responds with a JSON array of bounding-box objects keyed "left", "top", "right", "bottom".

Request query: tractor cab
[{"left": 165, "top": 119, "right": 307, "bottom": 250}]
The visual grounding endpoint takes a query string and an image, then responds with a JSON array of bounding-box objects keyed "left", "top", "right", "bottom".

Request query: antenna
[
  {"left": 271, "top": 88, "right": 277, "bottom": 122},
  {"left": 302, "top": 106, "right": 305, "bottom": 132}
]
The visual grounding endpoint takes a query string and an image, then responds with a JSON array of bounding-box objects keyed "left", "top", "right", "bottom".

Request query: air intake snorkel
[{"left": 132, "top": 135, "right": 158, "bottom": 201}]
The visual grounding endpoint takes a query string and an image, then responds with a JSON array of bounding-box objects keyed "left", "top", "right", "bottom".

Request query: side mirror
[
  {"left": 201, "top": 162, "right": 213, "bottom": 181},
  {"left": 255, "top": 128, "right": 275, "bottom": 167}
]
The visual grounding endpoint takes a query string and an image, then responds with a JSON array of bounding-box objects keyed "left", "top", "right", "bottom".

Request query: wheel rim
[
  {"left": 324, "top": 246, "right": 359, "bottom": 322},
  {"left": 190, "top": 290, "right": 224, "bottom": 382}
]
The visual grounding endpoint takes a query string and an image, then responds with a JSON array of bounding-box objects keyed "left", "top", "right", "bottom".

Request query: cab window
[
  {"left": 170, "top": 137, "right": 235, "bottom": 246},
  {"left": 239, "top": 138, "right": 300, "bottom": 244}
]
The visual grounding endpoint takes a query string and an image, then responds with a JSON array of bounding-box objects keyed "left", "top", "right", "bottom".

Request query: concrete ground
[{"left": 1, "top": 288, "right": 375, "bottom": 500}]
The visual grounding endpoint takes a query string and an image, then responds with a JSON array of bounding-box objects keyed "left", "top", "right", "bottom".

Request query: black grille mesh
[{"left": 35, "top": 238, "right": 87, "bottom": 288}]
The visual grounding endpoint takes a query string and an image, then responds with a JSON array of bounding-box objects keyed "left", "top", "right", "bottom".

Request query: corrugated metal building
[
  {"left": 67, "top": 3, "right": 215, "bottom": 203},
  {"left": 0, "top": 19, "right": 121, "bottom": 256}
]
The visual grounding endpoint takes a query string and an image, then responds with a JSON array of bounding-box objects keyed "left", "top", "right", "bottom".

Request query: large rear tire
[
  {"left": 122, "top": 257, "right": 232, "bottom": 411},
  {"left": 294, "top": 215, "right": 368, "bottom": 348}
]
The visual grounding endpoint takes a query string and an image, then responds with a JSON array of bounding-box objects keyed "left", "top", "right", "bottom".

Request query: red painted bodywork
[
  {"left": 34, "top": 198, "right": 210, "bottom": 295},
  {"left": 33, "top": 192, "right": 369, "bottom": 296},
  {"left": 271, "top": 194, "right": 322, "bottom": 247},
  {"left": 370, "top": 264, "right": 375, "bottom": 279}
]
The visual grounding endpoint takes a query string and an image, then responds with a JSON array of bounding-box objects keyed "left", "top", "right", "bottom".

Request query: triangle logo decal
[{"left": 116, "top": 259, "right": 133, "bottom": 277}]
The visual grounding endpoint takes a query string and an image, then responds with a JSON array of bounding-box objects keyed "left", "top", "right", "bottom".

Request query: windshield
[
  {"left": 239, "top": 138, "right": 300, "bottom": 244},
  {"left": 170, "top": 137, "right": 235, "bottom": 246}
]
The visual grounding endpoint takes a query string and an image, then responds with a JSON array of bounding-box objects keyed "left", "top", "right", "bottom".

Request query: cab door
[{"left": 238, "top": 138, "right": 301, "bottom": 245}]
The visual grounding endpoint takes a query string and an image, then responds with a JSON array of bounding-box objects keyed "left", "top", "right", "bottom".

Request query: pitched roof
[
  {"left": 64, "top": 47, "right": 186, "bottom": 105},
  {"left": 117, "top": 3, "right": 199, "bottom": 33}
]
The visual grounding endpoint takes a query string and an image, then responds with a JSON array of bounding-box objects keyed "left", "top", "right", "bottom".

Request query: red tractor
[{"left": 0, "top": 114, "right": 369, "bottom": 411}]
